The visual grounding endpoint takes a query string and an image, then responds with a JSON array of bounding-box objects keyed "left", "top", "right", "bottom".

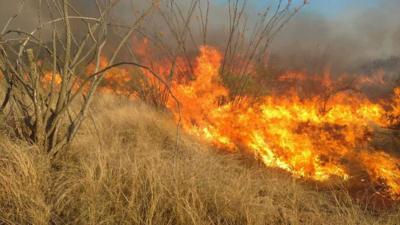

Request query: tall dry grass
[{"left": 0, "top": 94, "right": 399, "bottom": 225}]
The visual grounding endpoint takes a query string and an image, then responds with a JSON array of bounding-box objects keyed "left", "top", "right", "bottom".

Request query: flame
[
  {"left": 40, "top": 56, "right": 138, "bottom": 99},
  {"left": 359, "top": 151, "right": 400, "bottom": 196},
  {"left": 36, "top": 43, "right": 400, "bottom": 200},
  {"left": 166, "top": 46, "right": 400, "bottom": 199},
  {"left": 389, "top": 87, "right": 400, "bottom": 126},
  {"left": 42, "top": 73, "right": 62, "bottom": 86}
]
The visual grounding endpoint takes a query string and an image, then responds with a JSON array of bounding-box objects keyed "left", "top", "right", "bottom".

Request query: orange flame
[
  {"left": 37, "top": 43, "right": 400, "bottom": 200},
  {"left": 166, "top": 45, "right": 400, "bottom": 199}
]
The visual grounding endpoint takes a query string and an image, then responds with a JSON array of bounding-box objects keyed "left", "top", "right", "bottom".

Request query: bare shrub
[
  {"left": 0, "top": 0, "right": 167, "bottom": 154},
  {"left": 126, "top": 0, "right": 308, "bottom": 105}
]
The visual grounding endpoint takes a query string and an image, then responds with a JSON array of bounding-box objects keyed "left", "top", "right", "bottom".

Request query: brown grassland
[
  {"left": 0, "top": 93, "right": 399, "bottom": 225},
  {"left": 1, "top": 1, "right": 399, "bottom": 224}
]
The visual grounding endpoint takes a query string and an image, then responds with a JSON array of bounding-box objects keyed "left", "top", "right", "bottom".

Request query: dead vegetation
[
  {"left": 0, "top": 0, "right": 306, "bottom": 157},
  {"left": 0, "top": 94, "right": 398, "bottom": 225},
  {"left": 0, "top": 0, "right": 171, "bottom": 155},
  {"left": 0, "top": 1, "right": 400, "bottom": 224}
]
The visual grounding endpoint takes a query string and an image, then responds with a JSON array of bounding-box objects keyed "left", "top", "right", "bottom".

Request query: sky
[{"left": 296, "top": 0, "right": 379, "bottom": 18}]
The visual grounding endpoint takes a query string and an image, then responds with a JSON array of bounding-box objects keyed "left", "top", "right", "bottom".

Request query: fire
[
  {"left": 389, "top": 87, "right": 400, "bottom": 126},
  {"left": 166, "top": 46, "right": 400, "bottom": 199},
  {"left": 37, "top": 43, "right": 400, "bottom": 200},
  {"left": 359, "top": 151, "right": 400, "bottom": 197},
  {"left": 168, "top": 46, "right": 231, "bottom": 149},
  {"left": 42, "top": 73, "right": 62, "bottom": 86}
]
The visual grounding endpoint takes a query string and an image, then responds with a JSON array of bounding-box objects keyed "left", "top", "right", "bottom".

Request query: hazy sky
[{"left": 301, "top": 0, "right": 378, "bottom": 18}]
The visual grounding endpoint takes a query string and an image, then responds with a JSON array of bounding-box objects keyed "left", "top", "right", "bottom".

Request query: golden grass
[{"left": 0, "top": 94, "right": 399, "bottom": 225}]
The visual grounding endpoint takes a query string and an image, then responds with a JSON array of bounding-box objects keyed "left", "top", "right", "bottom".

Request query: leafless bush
[
  {"left": 0, "top": 0, "right": 171, "bottom": 155},
  {"left": 135, "top": 0, "right": 308, "bottom": 100},
  {"left": 0, "top": 0, "right": 305, "bottom": 154}
]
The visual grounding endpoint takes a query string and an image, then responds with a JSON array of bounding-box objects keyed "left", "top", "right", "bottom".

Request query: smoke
[
  {"left": 0, "top": 1, "right": 43, "bottom": 32},
  {"left": 270, "top": 0, "right": 400, "bottom": 75},
  {"left": 1, "top": 0, "right": 399, "bottom": 76}
]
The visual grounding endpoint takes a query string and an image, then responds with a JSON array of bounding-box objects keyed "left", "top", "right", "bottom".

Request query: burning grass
[
  {"left": 1, "top": 0, "right": 399, "bottom": 223},
  {"left": 0, "top": 94, "right": 399, "bottom": 225},
  {"left": 29, "top": 44, "right": 400, "bottom": 202},
  {"left": 164, "top": 46, "right": 400, "bottom": 201}
]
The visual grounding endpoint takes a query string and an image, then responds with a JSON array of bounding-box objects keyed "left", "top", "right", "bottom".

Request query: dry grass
[{"left": 0, "top": 94, "right": 399, "bottom": 225}]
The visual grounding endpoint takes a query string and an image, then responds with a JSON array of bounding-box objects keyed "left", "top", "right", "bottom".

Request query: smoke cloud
[
  {"left": 270, "top": 0, "right": 400, "bottom": 75},
  {"left": 1, "top": 0, "right": 399, "bottom": 77},
  {"left": 0, "top": 1, "right": 43, "bottom": 32}
]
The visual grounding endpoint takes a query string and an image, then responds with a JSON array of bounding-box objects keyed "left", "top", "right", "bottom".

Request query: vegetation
[
  {"left": 0, "top": 0, "right": 399, "bottom": 224},
  {"left": 0, "top": 94, "right": 399, "bottom": 225},
  {"left": 0, "top": 0, "right": 166, "bottom": 155}
]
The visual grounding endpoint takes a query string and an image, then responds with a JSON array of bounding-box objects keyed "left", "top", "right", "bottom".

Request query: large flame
[
  {"left": 38, "top": 44, "right": 400, "bottom": 200},
  {"left": 166, "top": 46, "right": 400, "bottom": 199}
]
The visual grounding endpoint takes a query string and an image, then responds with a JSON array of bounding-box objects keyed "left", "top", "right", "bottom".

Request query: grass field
[{"left": 0, "top": 94, "right": 398, "bottom": 225}]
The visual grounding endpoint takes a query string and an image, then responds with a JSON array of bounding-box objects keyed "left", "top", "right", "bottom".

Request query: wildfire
[
  {"left": 38, "top": 44, "right": 400, "bottom": 200},
  {"left": 42, "top": 73, "right": 62, "bottom": 86},
  {"left": 166, "top": 46, "right": 400, "bottom": 199}
]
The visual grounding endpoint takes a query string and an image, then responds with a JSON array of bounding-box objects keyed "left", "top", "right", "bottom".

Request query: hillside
[{"left": 0, "top": 94, "right": 399, "bottom": 225}]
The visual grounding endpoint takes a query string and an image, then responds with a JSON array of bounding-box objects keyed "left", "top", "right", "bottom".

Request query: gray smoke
[
  {"left": 0, "top": 1, "right": 43, "bottom": 32},
  {"left": 270, "top": 0, "right": 400, "bottom": 75},
  {"left": 1, "top": 0, "right": 399, "bottom": 77}
]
